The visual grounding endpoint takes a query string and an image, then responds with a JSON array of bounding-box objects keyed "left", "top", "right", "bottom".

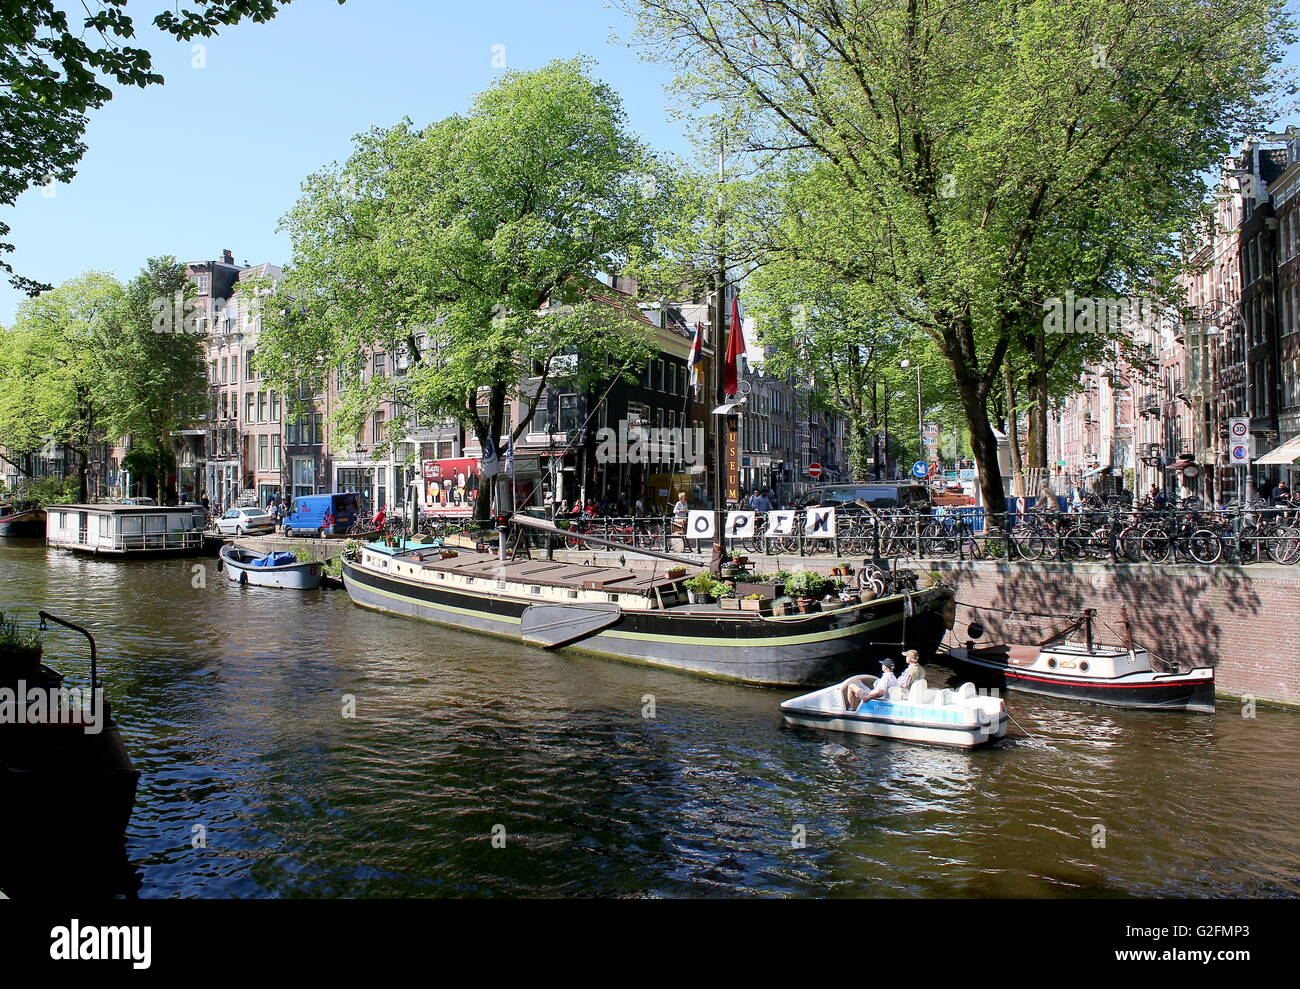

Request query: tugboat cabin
[{"left": 46, "top": 504, "right": 206, "bottom": 555}]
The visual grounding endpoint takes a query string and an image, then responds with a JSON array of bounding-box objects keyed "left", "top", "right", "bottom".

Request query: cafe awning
[
  {"left": 1256, "top": 434, "right": 1300, "bottom": 466},
  {"left": 1082, "top": 462, "right": 1111, "bottom": 478}
]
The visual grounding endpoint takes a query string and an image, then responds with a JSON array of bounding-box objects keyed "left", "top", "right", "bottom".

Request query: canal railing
[{"left": 493, "top": 506, "right": 1300, "bottom": 568}]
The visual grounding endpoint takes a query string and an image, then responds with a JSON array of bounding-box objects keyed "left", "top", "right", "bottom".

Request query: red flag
[{"left": 723, "top": 294, "right": 746, "bottom": 397}]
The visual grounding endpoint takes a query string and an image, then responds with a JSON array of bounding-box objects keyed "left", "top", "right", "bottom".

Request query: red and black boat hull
[{"left": 937, "top": 648, "right": 1215, "bottom": 713}]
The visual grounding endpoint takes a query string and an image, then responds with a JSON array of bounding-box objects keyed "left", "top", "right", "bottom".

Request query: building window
[
  {"left": 271, "top": 391, "right": 281, "bottom": 423},
  {"left": 292, "top": 458, "right": 314, "bottom": 498},
  {"left": 558, "top": 394, "right": 578, "bottom": 433},
  {"left": 246, "top": 393, "right": 255, "bottom": 422},
  {"left": 258, "top": 435, "right": 268, "bottom": 470},
  {"left": 257, "top": 392, "right": 267, "bottom": 423},
  {"left": 313, "top": 413, "right": 324, "bottom": 446},
  {"left": 373, "top": 353, "right": 386, "bottom": 378},
  {"left": 373, "top": 410, "right": 385, "bottom": 444},
  {"left": 271, "top": 434, "right": 281, "bottom": 471},
  {"left": 220, "top": 358, "right": 228, "bottom": 384},
  {"left": 197, "top": 273, "right": 209, "bottom": 295}
]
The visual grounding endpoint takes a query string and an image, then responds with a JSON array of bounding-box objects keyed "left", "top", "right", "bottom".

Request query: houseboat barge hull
[
  {"left": 0, "top": 506, "right": 45, "bottom": 538},
  {"left": 341, "top": 547, "right": 953, "bottom": 687}
]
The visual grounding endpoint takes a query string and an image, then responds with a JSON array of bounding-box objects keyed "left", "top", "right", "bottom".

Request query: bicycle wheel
[
  {"left": 1138, "top": 528, "right": 1171, "bottom": 564},
  {"left": 1012, "top": 531, "right": 1045, "bottom": 561},
  {"left": 1184, "top": 529, "right": 1223, "bottom": 565},
  {"left": 1268, "top": 526, "right": 1300, "bottom": 565}
]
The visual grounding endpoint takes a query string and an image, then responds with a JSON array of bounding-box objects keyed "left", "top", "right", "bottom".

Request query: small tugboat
[
  {"left": 0, "top": 611, "right": 140, "bottom": 897},
  {"left": 220, "top": 543, "right": 324, "bottom": 589},
  {"left": 781, "top": 676, "right": 1008, "bottom": 748},
  {"left": 940, "top": 609, "right": 1215, "bottom": 713},
  {"left": 0, "top": 503, "right": 45, "bottom": 538}
]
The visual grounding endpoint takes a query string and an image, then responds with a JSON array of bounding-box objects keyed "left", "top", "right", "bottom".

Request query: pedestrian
[
  {"left": 672, "top": 491, "right": 689, "bottom": 536},
  {"left": 750, "top": 489, "right": 772, "bottom": 512}
]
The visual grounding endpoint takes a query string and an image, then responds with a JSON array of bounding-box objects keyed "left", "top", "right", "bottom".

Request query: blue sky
[
  {"left": 0, "top": 0, "right": 687, "bottom": 323},
  {"left": 3, "top": 1, "right": 1298, "bottom": 324}
]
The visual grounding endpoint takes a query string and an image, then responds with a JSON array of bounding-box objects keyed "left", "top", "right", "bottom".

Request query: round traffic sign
[
  {"left": 1231, "top": 420, "right": 1248, "bottom": 437},
  {"left": 1232, "top": 444, "right": 1249, "bottom": 461},
  {"left": 807, "top": 462, "right": 823, "bottom": 479},
  {"left": 911, "top": 460, "right": 929, "bottom": 478}
]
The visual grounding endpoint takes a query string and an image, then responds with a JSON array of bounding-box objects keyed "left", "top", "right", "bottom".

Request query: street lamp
[{"left": 900, "top": 358, "right": 923, "bottom": 463}]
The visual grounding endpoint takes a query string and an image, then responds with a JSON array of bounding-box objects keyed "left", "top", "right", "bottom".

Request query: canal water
[{"left": 2, "top": 538, "right": 1298, "bottom": 898}]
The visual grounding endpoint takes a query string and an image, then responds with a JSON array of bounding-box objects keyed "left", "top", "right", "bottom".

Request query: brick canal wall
[{"left": 931, "top": 559, "right": 1300, "bottom": 705}]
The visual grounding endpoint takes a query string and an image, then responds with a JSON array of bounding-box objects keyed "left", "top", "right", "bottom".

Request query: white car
[{"left": 216, "top": 507, "right": 277, "bottom": 536}]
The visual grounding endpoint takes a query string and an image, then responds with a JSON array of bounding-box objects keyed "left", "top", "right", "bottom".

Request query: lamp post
[
  {"left": 900, "top": 358, "right": 923, "bottom": 463},
  {"left": 1184, "top": 299, "right": 1246, "bottom": 505}
]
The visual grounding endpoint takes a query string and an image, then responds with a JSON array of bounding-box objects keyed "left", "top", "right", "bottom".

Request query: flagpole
[{"left": 709, "top": 134, "right": 728, "bottom": 576}]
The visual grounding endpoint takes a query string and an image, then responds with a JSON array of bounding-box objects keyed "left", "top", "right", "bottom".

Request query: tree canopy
[
  {"left": 255, "top": 58, "right": 673, "bottom": 518},
  {"left": 1, "top": 1, "right": 338, "bottom": 293},
  {"left": 623, "top": 0, "right": 1295, "bottom": 510}
]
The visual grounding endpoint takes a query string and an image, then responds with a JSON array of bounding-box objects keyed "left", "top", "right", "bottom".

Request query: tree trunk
[
  {"left": 1031, "top": 332, "right": 1049, "bottom": 468},
  {"left": 954, "top": 370, "right": 1006, "bottom": 514},
  {"left": 1004, "top": 363, "right": 1022, "bottom": 496},
  {"left": 849, "top": 416, "right": 873, "bottom": 482}
]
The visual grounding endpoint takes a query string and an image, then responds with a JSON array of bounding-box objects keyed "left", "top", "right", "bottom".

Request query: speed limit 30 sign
[{"left": 1228, "top": 417, "right": 1251, "bottom": 465}]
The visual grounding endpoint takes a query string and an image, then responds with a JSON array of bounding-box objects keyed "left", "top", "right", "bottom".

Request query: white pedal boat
[
  {"left": 220, "top": 543, "right": 324, "bottom": 589},
  {"left": 780, "top": 676, "right": 1008, "bottom": 748}
]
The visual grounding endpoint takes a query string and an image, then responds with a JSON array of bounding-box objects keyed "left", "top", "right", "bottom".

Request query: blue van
[{"left": 283, "top": 492, "right": 363, "bottom": 537}]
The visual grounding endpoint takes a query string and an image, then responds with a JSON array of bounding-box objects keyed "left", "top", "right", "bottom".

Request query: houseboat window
[
  {"left": 121, "top": 516, "right": 143, "bottom": 535},
  {"left": 145, "top": 516, "right": 167, "bottom": 534},
  {"left": 99, "top": 516, "right": 110, "bottom": 537}
]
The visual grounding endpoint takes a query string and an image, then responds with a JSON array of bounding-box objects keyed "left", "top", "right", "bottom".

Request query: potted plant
[
  {"left": 666, "top": 565, "right": 688, "bottom": 580},
  {"left": 783, "top": 570, "right": 826, "bottom": 613},
  {"left": 440, "top": 548, "right": 459, "bottom": 560},
  {"left": 718, "top": 591, "right": 743, "bottom": 610},
  {"left": 0, "top": 611, "right": 44, "bottom": 675},
  {"left": 740, "top": 592, "right": 772, "bottom": 614},
  {"left": 684, "top": 572, "right": 724, "bottom": 604}
]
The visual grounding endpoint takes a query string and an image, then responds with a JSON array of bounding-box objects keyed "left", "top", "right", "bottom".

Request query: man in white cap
[
  {"left": 897, "top": 649, "right": 926, "bottom": 691},
  {"left": 847, "top": 658, "right": 898, "bottom": 709}
]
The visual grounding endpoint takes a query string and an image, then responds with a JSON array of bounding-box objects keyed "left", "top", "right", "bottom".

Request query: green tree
[
  {"left": 624, "top": 0, "right": 1294, "bottom": 512},
  {"left": 99, "top": 257, "right": 208, "bottom": 501},
  {"left": 1, "top": 1, "right": 339, "bottom": 293},
  {"left": 255, "top": 59, "right": 669, "bottom": 520},
  {"left": 0, "top": 271, "right": 122, "bottom": 500}
]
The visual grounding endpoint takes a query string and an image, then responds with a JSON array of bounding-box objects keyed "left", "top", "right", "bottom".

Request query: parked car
[
  {"left": 216, "top": 507, "right": 277, "bottom": 536},
  {"left": 117, "top": 497, "right": 157, "bottom": 506},
  {"left": 282, "top": 492, "right": 362, "bottom": 538},
  {"left": 794, "top": 482, "right": 932, "bottom": 512}
]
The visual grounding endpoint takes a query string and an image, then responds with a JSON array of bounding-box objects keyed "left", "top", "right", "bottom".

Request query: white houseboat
[{"left": 46, "top": 504, "right": 207, "bottom": 556}]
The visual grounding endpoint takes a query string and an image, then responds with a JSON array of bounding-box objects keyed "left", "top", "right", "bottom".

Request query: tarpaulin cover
[{"left": 252, "top": 551, "right": 297, "bottom": 568}]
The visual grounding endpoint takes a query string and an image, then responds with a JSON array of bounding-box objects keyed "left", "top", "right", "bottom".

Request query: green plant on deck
[
  {"left": 782, "top": 569, "right": 827, "bottom": 600},
  {"left": 683, "top": 573, "right": 727, "bottom": 597},
  {"left": 0, "top": 611, "right": 43, "bottom": 651}
]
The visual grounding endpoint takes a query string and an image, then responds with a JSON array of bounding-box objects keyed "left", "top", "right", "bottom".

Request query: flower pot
[
  {"left": 740, "top": 598, "right": 772, "bottom": 615},
  {"left": 859, "top": 588, "right": 878, "bottom": 603},
  {"left": 796, "top": 597, "right": 820, "bottom": 614},
  {"left": 718, "top": 596, "right": 742, "bottom": 610},
  {"left": 0, "top": 645, "right": 43, "bottom": 677}
]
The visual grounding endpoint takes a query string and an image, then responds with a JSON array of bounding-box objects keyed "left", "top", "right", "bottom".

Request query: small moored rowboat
[
  {"left": 220, "top": 543, "right": 323, "bottom": 589},
  {"left": 780, "top": 676, "right": 1008, "bottom": 748}
]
